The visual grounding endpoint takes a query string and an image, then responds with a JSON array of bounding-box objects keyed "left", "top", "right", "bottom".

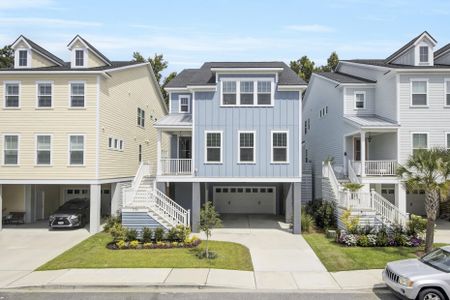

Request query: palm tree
[{"left": 397, "top": 148, "right": 450, "bottom": 253}]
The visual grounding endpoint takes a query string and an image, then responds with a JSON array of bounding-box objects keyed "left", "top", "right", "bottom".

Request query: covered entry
[{"left": 213, "top": 186, "right": 276, "bottom": 214}]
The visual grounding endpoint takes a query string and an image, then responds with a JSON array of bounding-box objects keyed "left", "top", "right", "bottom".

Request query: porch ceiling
[{"left": 344, "top": 115, "right": 399, "bottom": 130}]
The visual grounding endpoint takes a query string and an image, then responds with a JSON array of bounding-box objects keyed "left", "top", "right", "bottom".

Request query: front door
[
  {"left": 353, "top": 138, "right": 368, "bottom": 161},
  {"left": 178, "top": 137, "right": 191, "bottom": 159}
]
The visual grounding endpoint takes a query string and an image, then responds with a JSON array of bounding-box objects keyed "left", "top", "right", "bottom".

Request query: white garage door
[
  {"left": 64, "top": 187, "right": 89, "bottom": 202},
  {"left": 213, "top": 186, "right": 276, "bottom": 214}
]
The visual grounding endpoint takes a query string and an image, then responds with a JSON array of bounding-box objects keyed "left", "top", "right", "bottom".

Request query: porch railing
[
  {"left": 350, "top": 160, "right": 398, "bottom": 176},
  {"left": 160, "top": 158, "right": 192, "bottom": 175}
]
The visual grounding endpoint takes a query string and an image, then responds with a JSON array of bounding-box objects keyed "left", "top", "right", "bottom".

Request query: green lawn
[
  {"left": 38, "top": 232, "right": 253, "bottom": 271},
  {"left": 303, "top": 233, "right": 447, "bottom": 272}
]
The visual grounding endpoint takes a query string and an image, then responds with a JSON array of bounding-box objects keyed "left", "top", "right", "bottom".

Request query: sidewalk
[{"left": 1, "top": 268, "right": 386, "bottom": 290}]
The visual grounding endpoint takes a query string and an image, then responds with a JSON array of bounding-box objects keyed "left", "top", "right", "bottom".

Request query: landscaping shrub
[
  {"left": 357, "top": 235, "right": 369, "bottom": 247},
  {"left": 142, "top": 227, "right": 153, "bottom": 243},
  {"left": 154, "top": 227, "right": 165, "bottom": 242},
  {"left": 167, "top": 227, "right": 178, "bottom": 242},
  {"left": 305, "top": 200, "right": 336, "bottom": 229},
  {"left": 116, "top": 240, "right": 127, "bottom": 249},
  {"left": 301, "top": 211, "right": 314, "bottom": 233},
  {"left": 129, "top": 240, "right": 139, "bottom": 249},
  {"left": 406, "top": 214, "right": 427, "bottom": 237},
  {"left": 103, "top": 215, "right": 121, "bottom": 233},
  {"left": 110, "top": 224, "right": 126, "bottom": 241},
  {"left": 367, "top": 234, "right": 377, "bottom": 246},
  {"left": 126, "top": 228, "right": 138, "bottom": 242},
  {"left": 340, "top": 210, "right": 360, "bottom": 234}
]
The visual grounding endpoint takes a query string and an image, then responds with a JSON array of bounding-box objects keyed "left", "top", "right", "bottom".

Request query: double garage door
[{"left": 213, "top": 186, "right": 276, "bottom": 214}]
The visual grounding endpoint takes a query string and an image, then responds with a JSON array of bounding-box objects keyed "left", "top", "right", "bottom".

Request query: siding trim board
[
  {"left": 155, "top": 177, "right": 302, "bottom": 183},
  {"left": 0, "top": 177, "right": 134, "bottom": 185}
]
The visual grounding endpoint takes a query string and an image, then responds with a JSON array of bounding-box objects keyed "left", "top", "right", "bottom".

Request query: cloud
[
  {"left": 285, "top": 24, "right": 335, "bottom": 33},
  {"left": 0, "top": 0, "right": 55, "bottom": 10},
  {"left": 0, "top": 17, "right": 102, "bottom": 27}
]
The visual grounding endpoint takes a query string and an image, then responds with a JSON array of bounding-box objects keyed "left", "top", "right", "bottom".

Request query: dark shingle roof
[
  {"left": 0, "top": 61, "right": 142, "bottom": 72},
  {"left": 314, "top": 72, "right": 376, "bottom": 84},
  {"left": 385, "top": 31, "right": 436, "bottom": 63},
  {"left": 13, "top": 35, "right": 65, "bottom": 66},
  {"left": 67, "top": 35, "right": 112, "bottom": 65},
  {"left": 165, "top": 62, "right": 306, "bottom": 88},
  {"left": 435, "top": 43, "right": 450, "bottom": 58},
  {"left": 343, "top": 59, "right": 450, "bottom": 69}
]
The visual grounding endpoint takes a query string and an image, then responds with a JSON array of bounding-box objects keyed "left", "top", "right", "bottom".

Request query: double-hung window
[
  {"left": 240, "top": 81, "right": 254, "bottom": 105},
  {"left": 75, "top": 50, "right": 84, "bottom": 67},
  {"left": 412, "top": 133, "right": 428, "bottom": 155},
  {"left": 411, "top": 80, "right": 427, "bottom": 106},
  {"left": 3, "top": 135, "right": 19, "bottom": 165},
  {"left": 70, "top": 82, "right": 85, "bottom": 107},
  {"left": 238, "top": 131, "right": 255, "bottom": 163},
  {"left": 257, "top": 81, "right": 272, "bottom": 105},
  {"left": 272, "top": 131, "right": 288, "bottom": 163},
  {"left": 446, "top": 80, "right": 450, "bottom": 106},
  {"left": 36, "top": 135, "right": 51, "bottom": 165},
  {"left": 18, "top": 50, "right": 28, "bottom": 67},
  {"left": 419, "top": 46, "right": 429, "bottom": 63},
  {"left": 137, "top": 108, "right": 145, "bottom": 127},
  {"left": 205, "top": 131, "right": 222, "bottom": 163},
  {"left": 222, "top": 81, "right": 237, "bottom": 105},
  {"left": 37, "top": 82, "right": 52, "bottom": 107},
  {"left": 69, "top": 135, "right": 84, "bottom": 165},
  {"left": 4, "top": 82, "right": 20, "bottom": 108},
  {"left": 354, "top": 92, "right": 365, "bottom": 109},
  {"left": 179, "top": 96, "right": 190, "bottom": 113}
]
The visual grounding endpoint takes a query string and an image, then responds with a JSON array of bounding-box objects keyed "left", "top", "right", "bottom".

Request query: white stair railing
[
  {"left": 371, "top": 190, "right": 408, "bottom": 226},
  {"left": 347, "top": 159, "right": 361, "bottom": 184},
  {"left": 152, "top": 189, "right": 190, "bottom": 227}
]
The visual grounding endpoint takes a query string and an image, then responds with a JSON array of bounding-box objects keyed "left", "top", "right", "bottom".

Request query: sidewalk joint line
[{"left": 163, "top": 268, "right": 174, "bottom": 283}]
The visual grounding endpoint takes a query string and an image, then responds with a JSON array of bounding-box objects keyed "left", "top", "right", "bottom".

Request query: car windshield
[
  {"left": 420, "top": 248, "right": 450, "bottom": 273},
  {"left": 60, "top": 201, "right": 84, "bottom": 210}
]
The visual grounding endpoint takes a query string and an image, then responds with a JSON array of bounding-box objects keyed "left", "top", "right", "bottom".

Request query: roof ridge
[
  {"left": 68, "top": 35, "right": 112, "bottom": 66},
  {"left": 384, "top": 31, "right": 436, "bottom": 63},
  {"left": 12, "top": 35, "right": 65, "bottom": 66}
]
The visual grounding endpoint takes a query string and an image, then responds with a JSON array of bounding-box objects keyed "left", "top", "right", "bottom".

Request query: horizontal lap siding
[
  {"left": 0, "top": 75, "right": 97, "bottom": 179},
  {"left": 398, "top": 74, "right": 450, "bottom": 164},
  {"left": 194, "top": 90, "right": 300, "bottom": 178},
  {"left": 344, "top": 87, "right": 375, "bottom": 115}
]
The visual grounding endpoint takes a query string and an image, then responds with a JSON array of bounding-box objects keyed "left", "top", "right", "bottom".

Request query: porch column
[
  {"left": 89, "top": 184, "right": 101, "bottom": 234},
  {"left": 192, "top": 182, "right": 200, "bottom": 233},
  {"left": 24, "top": 184, "right": 34, "bottom": 223},
  {"left": 0, "top": 185, "right": 3, "bottom": 230},
  {"left": 360, "top": 131, "right": 366, "bottom": 177},
  {"left": 110, "top": 182, "right": 122, "bottom": 217},
  {"left": 395, "top": 183, "right": 407, "bottom": 215},
  {"left": 284, "top": 183, "right": 293, "bottom": 223},
  {"left": 157, "top": 129, "right": 162, "bottom": 176},
  {"left": 292, "top": 182, "right": 302, "bottom": 234}
]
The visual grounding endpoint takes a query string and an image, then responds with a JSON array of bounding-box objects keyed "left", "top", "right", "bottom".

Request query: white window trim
[
  {"left": 238, "top": 130, "right": 256, "bottom": 164},
  {"left": 137, "top": 107, "right": 145, "bottom": 128},
  {"left": 271, "top": 130, "right": 289, "bottom": 164},
  {"left": 68, "top": 81, "right": 86, "bottom": 108},
  {"left": 2, "top": 133, "right": 20, "bottom": 166},
  {"left": 35, "top": 81, "right": 54, "bottom": 109},
  {"left": 68, "top": 134, "right": 86, "bottom": 166},
  {"left": 220, "top": 78, "right": 275, "bottom": 107},
  {"left": 411, "top": 132, "right": 429, "bottom": 155},
  {"left": 446, "top": 132, "right": 450, "bottom": 150},
  {"left": 14, "top": 49, "right": 31, "bottom": 69},
  {"left": 178, "top": 95, "right": 191, "bottom": 113},
  {"left": 204, "top": 130, "right": 223, "bottom": 164},
  {"left": 419, "top": 46, "right": 429, "bottom": 63},
  {"left": 410, "top": 79, "right": 429, "bottom": 107},
  {"left": 445, "top": 78, "right": 450, "bottom": 107},
  {"left": 35, "top": 134, "right": 53, "bottom": 166},
  {"left": 72, "top": 48, "right": 88, "bottom": 68},
  {"left": 354, "top": 91, "right": 366, "bottom": 110},
  {"left": 3, "top": 81, "right": 21, "bottom": 109}
]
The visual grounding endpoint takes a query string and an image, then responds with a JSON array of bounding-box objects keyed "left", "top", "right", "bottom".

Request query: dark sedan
[{"left": 49, "top": 198, "right": 90, "bottom": 229}]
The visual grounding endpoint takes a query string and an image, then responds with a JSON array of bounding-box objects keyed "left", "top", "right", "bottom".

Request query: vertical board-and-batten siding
[
  {"left": 0, "top": 74, "right": 97, "bottom": 180},
  {"left": 193, "top": 88, "right": 300, "bottom": 178},
  {"left": 99, "top": 65, "right": 168, "bottom": 179},
  {"left": 398, "top": 74, "right": 450, "bottom": 164}
]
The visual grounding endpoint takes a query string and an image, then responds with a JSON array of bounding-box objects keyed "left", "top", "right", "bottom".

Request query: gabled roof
[
  {"left": 314, "top": 71, "right": 376, "bottom": 84},
  {"left": 384, "top": 31, "right": 437, "bottom": 64},
  {"left": 344, "top": 115, "right": 399, "bottom": 129},
  {"left": 11, "top": 35, "right": 65, "bottom": 66},
  {"left": 342, "top": 59, "right": 450, "bottom": 69},
  {"left": 67, "top": 35, "right": 112, "bottom": 66},
  {"left": 435, "top": 43, "right": 450, "bottom": 59},
  {"left": 165, "top": 61, "right": 306, "bottom": 88}
]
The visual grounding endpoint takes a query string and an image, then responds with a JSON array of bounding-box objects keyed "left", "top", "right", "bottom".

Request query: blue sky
[{"left": 1, "top": 0, "right": 449, "bottom": 75}]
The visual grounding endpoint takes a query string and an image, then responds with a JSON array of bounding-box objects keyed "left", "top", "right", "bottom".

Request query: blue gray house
[{"left": 122, "top": 62, "right": 306, "bottom": 234}]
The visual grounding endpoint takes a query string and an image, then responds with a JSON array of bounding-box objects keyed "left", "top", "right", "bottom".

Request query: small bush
[
  {"left": 143, "top": 242, "right": 153, "bottom": 249},
  {"left": 305, "top": 200, "right": 336, "bottom": 230},
  {"left": 367, "top": 234, "right": 377, "bottom": 246},
  {"left": 175, "top": 225, "right": 191, "bottom": 242},
  {"left": 166, "top": 227, "right": 178, "bottom": 242},
  {"left": 196, "top": 250, "right": 217, "bottom": 259},
  {"left": 341, "top": 234, "right": 358, "bottom": 246},
  {"left": 407, "top": 214, "right": 427, "bottom": 237},
  {"left": 357, "top": 235, "right": 369, "bottom": 247},
  {"left": 129, "top": 240, "right": 139, "bottom": 249},
  {"left": 343, "top": 183, "right": 364, "bottom": 192},
  {"left": 154, "top": 227, "right": 165, "bottom": 242},
  {"left": 376, "top": 226, "right": 389, "bottom": 246},
  {"left": 103, "top": 215, "right": 121, "bottom": 233},
  {"left": 116, "top": 239, "right": 127, "bottom": 249},
  {"left": 340, "top": 210, "right": 360, "bottom": 234},
  {"left": 110, "top": 223, "right": 126, "bottom": 241},
  {"left": 126, "top": 228, "right": 138, "bottom": 242},
  {"left": 301, "top": 211, "right": 314, "bottom": 233},
  {"left": 142, "top": 227, "right": 153, "bottom": 243}
]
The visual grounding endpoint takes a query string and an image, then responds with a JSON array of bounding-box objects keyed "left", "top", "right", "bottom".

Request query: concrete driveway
[
  {"left": 0, "top": 221, "right": 89, "bottom": 287},
  {"left": 208, "top": 214, "right": 327, "bottom": 272}
]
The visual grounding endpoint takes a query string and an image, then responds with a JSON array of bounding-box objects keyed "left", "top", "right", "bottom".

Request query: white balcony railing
[
  {"left": 160, "top": 158, "right": 192, "bottom": 175},
  {"left": 350, "top": 160, "right": 398, "bottom": 176}
]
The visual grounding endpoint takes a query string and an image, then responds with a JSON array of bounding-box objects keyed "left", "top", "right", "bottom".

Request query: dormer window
[
  {"left": 18, "top": 50, "right": 28, "bottom": 67},
  {"left": 75, "top": 50, "right": 85, "bottom": 67},
  {"left": 419, "top": 46, "right": 429, "bottom": 63}
]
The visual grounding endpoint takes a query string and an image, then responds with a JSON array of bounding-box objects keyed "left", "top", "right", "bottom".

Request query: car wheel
[{"left": 418, "top": 288, "right": 446, "bottom": 300}]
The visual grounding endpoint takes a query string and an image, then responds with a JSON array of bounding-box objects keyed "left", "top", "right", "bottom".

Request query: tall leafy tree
[
  {"left": 326, "top": 51, "right": 339, "bottom": 71},
  {"left": 290, "top": 56, "right": 315, "bottom": 82},
  {"left": 161, "top": 71, "right": 177, "bottom": 103},
  {"left": 0, "top": 45, "right": 14, "bottom": 68},
  {"left": 398, "top": 148, "right": 450, "bottom": 253},
  {"left": 148, "top": 54, "right": 168, "bottom": 83}
]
